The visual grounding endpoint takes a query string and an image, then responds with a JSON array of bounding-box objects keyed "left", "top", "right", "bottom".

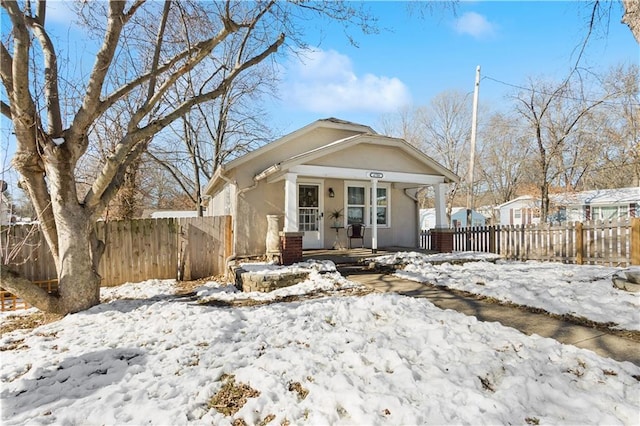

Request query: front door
[{"left": 298, "top": 182, "right": 324, "bottom": 249}]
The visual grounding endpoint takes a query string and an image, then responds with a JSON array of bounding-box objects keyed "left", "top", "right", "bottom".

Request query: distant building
[
  {"left": 497, "top": 187, "right": 639, "bottom": 226},
  {"left": 420, "top": 207, "right": 487, "bottom": 229},
  {"left": 498, "top": 196, "right": 541, "bottom": 226},
  {"left": 142, "top": 210, "right": 202, "bottom": 219},
  {"left": 548, "top": 187, "right": 639, "bottom": 223}
]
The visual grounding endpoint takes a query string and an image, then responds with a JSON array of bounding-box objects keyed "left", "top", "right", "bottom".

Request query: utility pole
[{"left": 466, "top": 65, "right": 481, "bottom": 250}]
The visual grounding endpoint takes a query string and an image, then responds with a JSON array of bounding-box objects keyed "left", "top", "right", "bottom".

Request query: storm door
[{"left": 298, "top": 182, "right": 324, "bottom": 249}]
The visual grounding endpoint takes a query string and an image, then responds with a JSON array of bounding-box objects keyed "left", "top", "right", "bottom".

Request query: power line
[{"left": 482, "top": 75, "right": 640, "bottom": 108}]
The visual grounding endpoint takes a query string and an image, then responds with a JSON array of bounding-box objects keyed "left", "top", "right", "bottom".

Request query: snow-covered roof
[{"left": 550, "top": 187, "right": 640, "bottom": 206}]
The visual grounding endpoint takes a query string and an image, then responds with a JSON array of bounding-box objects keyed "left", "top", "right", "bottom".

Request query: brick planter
[{"left": 279, "top": 231, "right": 304, "bottom": 265}]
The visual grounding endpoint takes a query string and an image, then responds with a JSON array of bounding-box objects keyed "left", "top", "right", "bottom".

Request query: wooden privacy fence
[
  {"left": 421, "top": 217, "right": 640, "bottom": 266},
  {"left": 1, "top": 216, "right": 232, "bottom": 294}
]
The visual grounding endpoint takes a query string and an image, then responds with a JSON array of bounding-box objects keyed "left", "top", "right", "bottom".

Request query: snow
[
  {"left": 374, "top": 251, "right": 640, "bottom": 331},
  {"left": 1, "top": 256, "right": 639, "bottom": 425}
]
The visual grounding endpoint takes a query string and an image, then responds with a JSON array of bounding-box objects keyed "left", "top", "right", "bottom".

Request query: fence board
[
  {"left": 420, "top": 217, "right": 638, "bottom": 266},
  {"left": 1, "top": 215, "right": 232, "bottom": 298}
]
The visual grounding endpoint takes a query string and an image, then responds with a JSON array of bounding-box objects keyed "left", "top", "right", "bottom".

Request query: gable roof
[
  {"left": 221, "top": 117, "right": 375, "bottom": 172},
  {"left": 254, "top": 133, "right": 459, "bottom": 184},
  {"left": 205, "top": 118, "right": 460, "bottom": 195},
  {"left": 498, "top": 195, "right": 539, "bottom": 209},
  {"left": 550, "top": 187, "right": 640, "bottom": 205},
  {"left": 498, "top": 187, "right": 639, "bottom": 210}
]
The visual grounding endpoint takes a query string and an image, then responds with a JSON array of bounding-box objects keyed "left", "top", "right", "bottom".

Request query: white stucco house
[{"left": 203, "top": 118, "right": 459, "bottom": 261}]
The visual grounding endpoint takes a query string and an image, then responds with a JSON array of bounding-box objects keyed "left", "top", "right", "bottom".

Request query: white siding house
[{"left": 498, "top": 187, "right": 639, "bottom": 226}]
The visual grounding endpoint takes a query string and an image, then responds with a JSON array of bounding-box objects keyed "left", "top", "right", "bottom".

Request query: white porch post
[
  {"left": 284, "top": 173, "right": 298, "bottom": 232},
  {"left": 371, "top": 178, "right": 378, "bottom": 253},
  {"left": 434, "top": 183, "right": 449, "bottom": 229}
]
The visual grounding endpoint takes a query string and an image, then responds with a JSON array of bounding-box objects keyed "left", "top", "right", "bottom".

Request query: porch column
[
  {"left": 284, "top": 173, "right": 298, "bottom": 232},
  {"left": 432, "top": 183, "right": 453, "bottom": 253},
  {"left": 371, "top": 178, "right": 378, "bottom": 253},
  {"left": 434, "top": 183, "right": 448, "bottom": 228}
]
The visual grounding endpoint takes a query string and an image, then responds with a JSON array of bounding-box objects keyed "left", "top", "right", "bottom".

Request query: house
[
  {"left": 420, "top": 207, "right": 487, "bottom": 230},
  {"left": 142, "top": 209, "right": 203, "bottom": 219},
  {"left": 498, "top": 187, "right": 639, "bottom": 226},
  {"left": 203, "top": 118, "right": 459, "bottom": 262},
  {"left": 498, "top": 196, "right": 541, "bottom": 226},
  {"left": 548, "top": 187, "right": 639, "bottom": 223}
]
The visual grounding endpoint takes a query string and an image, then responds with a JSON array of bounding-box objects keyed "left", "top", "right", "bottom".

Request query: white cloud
[
  {"left": 454, "top": 12, "right": 496, "bottom": 38},
  {"left": 283, "top": 49, "right": 411, "bottom": 114}
]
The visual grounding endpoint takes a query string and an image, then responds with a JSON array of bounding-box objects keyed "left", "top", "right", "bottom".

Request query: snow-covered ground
[
  {"left": 1, "top": 258, "right": 639, "bottom": 425},
  {"left": 374, "top": 251, "right": 640, "bottom": 331}
]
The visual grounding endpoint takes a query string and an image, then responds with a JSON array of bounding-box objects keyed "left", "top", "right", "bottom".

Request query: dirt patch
[
  {"left": 198, "top": 286, "right": 375, "bottom": 308},
  {"left": 208, "top": 374, "right": 260, "bottom": 416},
  {"left": 175, "top": 276, "right": 228, "bottom": 295},
  {"left": 0, "top": 312, "right": 62, "bottom": 336},
  {"left": 288, "top": 381, "right": 309, "bottom": 400}
]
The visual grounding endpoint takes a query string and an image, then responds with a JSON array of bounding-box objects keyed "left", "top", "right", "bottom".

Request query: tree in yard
[
  {"left": 0, "top": 0, "right": 375, "bottom": 314},
  {"left": 513, "top": 74, "right": 618, "bottom": 223},
  {"left": 476, "top": 112, "right": 532, "bottom": 207}
]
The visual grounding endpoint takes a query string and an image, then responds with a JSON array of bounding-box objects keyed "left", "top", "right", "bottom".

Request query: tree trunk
[
  {"left": 3, "top": 144, "right": 103, "bottom": 315},
  {"left": 540, "top": 182, "right": 550, "bottom": 224},
  {"left": 622, "top": 0, "right": 640, "bottom": 44}
]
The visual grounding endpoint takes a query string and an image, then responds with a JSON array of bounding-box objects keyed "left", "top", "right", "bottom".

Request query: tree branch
[
  {"left": 0, "top": 265, "right": 62, "bottom": 314},
  {"left": 25, "top": 15, "right": 63, "bottom": 135},
  {"left": 0, "top": 41, "right": 14, "bottom": 97},
  {"left": 69, "top": 1, "right": 127, "bottom": 144}
]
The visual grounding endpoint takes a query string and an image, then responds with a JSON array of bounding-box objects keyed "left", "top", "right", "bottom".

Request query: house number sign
[{"left": 369, "top": 172, "right": 384, "bottom": 179}]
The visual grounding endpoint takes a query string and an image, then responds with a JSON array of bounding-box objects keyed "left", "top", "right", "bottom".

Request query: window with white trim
[
  {"left": 346, "top": 185, "right": 365, "bottom": 225},
  {"left": 345, "top": 182, "right": 390, "bottom": 227},
  {"left": 370, "top": 186, "right": 388, "bottom": 226}
]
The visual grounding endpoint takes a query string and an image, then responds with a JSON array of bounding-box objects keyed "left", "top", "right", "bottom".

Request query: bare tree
[
  {"left": 588, "top": 64, "right": 640, "bottom": 188},
  {"left": 513, "top": 75, "right": 616, "bottom": 222},
  {"left": 477, "top": 112, "right": 532, "bottom": 206},
  {"left": 0, "top": 0, "right": 375, "bottom": 314}
]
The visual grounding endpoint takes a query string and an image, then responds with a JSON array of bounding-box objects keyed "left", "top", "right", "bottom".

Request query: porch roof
[{"left": 253, "top": 133, "right": 459, "bottom": 185}]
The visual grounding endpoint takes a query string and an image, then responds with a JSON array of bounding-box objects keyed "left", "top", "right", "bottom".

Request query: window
[
  {"left": 345, "top": 182, "right": 390, "bottom": 227},
  {"left": 370, "top": 187, "right": 388, "bottom": 226},
  {"left": 592, "top": 206, "right": 625, "bottom": 220},
  {"left": 514, "top": 209, "right": 522, "bottom": 219},
  {"left": 346, "top": 186, "right": 365, "bottom": 225}
]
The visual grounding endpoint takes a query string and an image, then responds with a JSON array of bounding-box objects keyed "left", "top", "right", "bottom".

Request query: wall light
[{"left": 328, "top": 187, "right": 335, "bottom": 198}]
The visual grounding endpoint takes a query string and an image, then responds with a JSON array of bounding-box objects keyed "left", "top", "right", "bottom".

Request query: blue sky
[
  {"left": 1, "top": 1, "right": 638, "bottom": 190},
  {"left": 271, "top": 1, "right": 638, "bottom": 133}
]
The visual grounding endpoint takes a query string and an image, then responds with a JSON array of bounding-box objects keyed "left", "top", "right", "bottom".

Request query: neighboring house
[
  {"left": 548, "top": 187, "right": 639, "bottom": 223},
  {"left": 142, "top": 210, "right": 202, "bottom": 219},
  {"left": 420, "top": 207, "right": 486, "bottom": 230},
  {"left": 204, "top": 118, "right": 459, "bottom": 256},
  {"left": 498, "top": 187, "right": 639, "bottom": 226},
  {"left": 498, "top": 196, "right": 541, "bottom": 226}
]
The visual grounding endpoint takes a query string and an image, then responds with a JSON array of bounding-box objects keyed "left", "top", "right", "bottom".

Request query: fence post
[
  {"left": 632, "top": 218, "right": 640, "bottom": 266},
  {"left": 575, "top": 221, "right": 584, "bottom": 265}
]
